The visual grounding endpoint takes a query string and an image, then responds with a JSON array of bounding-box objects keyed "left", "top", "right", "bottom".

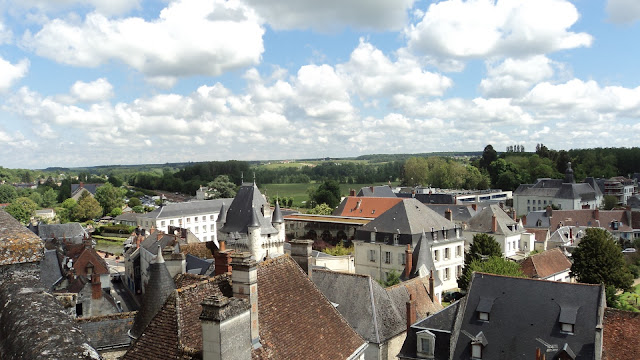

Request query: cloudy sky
[{"left": 1, "top": 0, "right": 639, "bottom": 169}]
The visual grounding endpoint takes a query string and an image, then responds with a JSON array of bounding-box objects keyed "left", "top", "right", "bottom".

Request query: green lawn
[
  {"left": 259, "top": 182, "right": 401, "bottom": 208},
  {"left": 619, "top": 284, "right": 640, "bottom": 312}
]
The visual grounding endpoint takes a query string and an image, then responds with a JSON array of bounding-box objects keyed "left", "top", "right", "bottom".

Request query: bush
[{"left": 98, "top": 224, "right": 136, "bottom": 235}]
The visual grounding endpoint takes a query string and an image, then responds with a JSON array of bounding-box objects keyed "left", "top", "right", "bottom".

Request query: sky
[{"left": 1, "top": 0, "right": 640, "bottom": 169}]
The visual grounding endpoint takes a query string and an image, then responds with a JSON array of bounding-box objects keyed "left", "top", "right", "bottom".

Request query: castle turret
[
  {"left": 248, "top": 207, "right": 262, "bottom": 260},
  {"left": 271, "top": 200, "right": 285, "bottom": 253}
]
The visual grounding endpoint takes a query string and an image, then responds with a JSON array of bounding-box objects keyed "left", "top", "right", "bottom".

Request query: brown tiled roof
[
  {"left": 180, "top": 241, "right": 216, "bottom": 259},
  {"left": 255, "top": 255, "right": 365, "bottom": 359},
  {"left": 123, "top": 275, "right": 233, "bottom": 360},
  {"left": 603, "top": 308, "right": 640, "bottom": 360},
  {"left": 73, "top": 247, "right": 110, "bottom": 276},
  {"left": 334, "top": 196, "right": 402, "bottom": 218},
  {"left": 549, "top": 209, "right": 632, "bottom": 232},
  {"left": 0, "top": 209, "right": 44, "bottom": 265},
  {"left": 525, "top": 228, "right": 549, "bottom": 243},
  {"left": 520, "top": 248, "right": 571, "bottom": 279}
]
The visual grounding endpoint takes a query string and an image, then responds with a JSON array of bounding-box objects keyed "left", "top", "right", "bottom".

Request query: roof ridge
[{"left": 367, "top": 276, "right": 381, "bottom": 344}]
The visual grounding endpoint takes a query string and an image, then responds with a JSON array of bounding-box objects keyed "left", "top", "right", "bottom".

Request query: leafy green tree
[
  {"left": 570, "top": 228, "right": 634, "bottom": 291},
  {"left": 601, "top": 195, "right": 618, "bottom": 210},
  {"left": 28, "top": 192, "right": 43, "bottom": 207},
  {"left": 73, "top": 192, "right": 103, "bottom": 221},
  {"left": 207, "top": 175, "right": 237, "bottom": 198},
  {"left": 55, "top": 207, "right": 71, "bottom": 223},
  {"left": 322, "top": 242, "right": 354, "bottom": 256},
  {"left": 57, "top": 179, "right": 72, "bottom": 203},
  {"left": 109, "top": 207, "right": 123, "bottom": 217},
  {"left": 458, "top": 234, "right": 503, "bottom": 290},
  {"left": 311, "top": 180, "right": 341, "bottom": 208},
  {"left": 458, "top": 256, "right": 525, "bottom": 290},
  {"left": 132, "top": 205, "right": 145, "bottom": 213},
  {"left": 0, "top": 184, "right": 18, "bottom": 203},
  {"left": 479, "top": 144, "right": 498, "bottom": 170},
  {"left": 307, "top": 203, "right": 334, "bottom": 215},
  {"left": 41, "top": 188, "right": 58, "bottom": 208},
  {"left": 5, "top": 197, "right": 38, "bottom": 224},
  {"left": 128, "top": 197, "right": 142, "bottom": 208},
  {"left": 403, "top": 157, "right": 429, "bottom": 186},
  {"left": 95, "top": 183, "right": 125, "bottom": 216},
  {"left": 107, "top": 175, "right": 123, "bottom": 187},
  {"left": 379, "top": 269, "right": 401, "bottom": 287}
]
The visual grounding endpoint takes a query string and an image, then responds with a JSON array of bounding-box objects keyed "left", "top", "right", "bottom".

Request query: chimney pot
[
  {"left": 492, "top": 214, "right": 497, "bottom": 233},
  {"left": 404, "top": 244, "right": 413, "bottom": 279},
  {"left": 290, "top": 239, "right": 314, "bottom": 276},
  {"left": 406, "top": 294, "right": 416, "bottom": 331},
  {"left": 428, "top": 271, "right": 435, "bottom": 303},
  {"left": 445, "top": 208, "right": 453, "bottom": 221}
]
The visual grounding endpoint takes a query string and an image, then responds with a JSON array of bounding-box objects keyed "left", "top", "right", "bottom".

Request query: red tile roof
[
  {"left": 334, "top": 196, "right": 402, "bottom": 218},
  {"left": 520, "top": 248, "right": 571, "bottom": 279},
  {"left": 525, "top": 228, "right": 549, "bottom": 243},
  {"left": 548, "top": 209, "right": 632, "bottom": 232},
  {"left": 603, "top": 308, "right": 640, "bottom": 360}
]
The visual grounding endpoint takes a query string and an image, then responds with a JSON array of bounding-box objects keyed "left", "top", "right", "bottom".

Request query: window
[
  {"left": 472, "top": 343, "right": 483, "bottom": 359},
  {"left": 385, "top": 251, "right": 391, "bottom": 264},
  {"left": 195, "top": 227, "right": 199, "bottom": 233},
  {"left": 527, "top": 199, "right": 530, "bottom": 204},
  {"left": 161, "top": 221, "right": 165, "bottom": 227},
  {"left": 179, "top": 219, "right": 183, "bottom": 225},
  {"left": 478, "top": 312, "right": 489, "bottom": 321},
  {"left": 203, "top": 226, "right": 207, "bottom": 232},
  {"left": 434, "top": 250, "right": 440, "bottom": 262},
  {"left": 420, "top": 338, "right": 431, "bottom": 355},
  {"left": 186, "top": 217, "right": 191, "bottom": 223},
  {"left": 445, "top": 248, "right": 450, "bottom": 259},
  {"left": 538, "top": 200, "right": 541, "bottom": 204},
  {"left": 393, "top": 233, "right": 399, "bottom": 245},
  {"left": 457, "top": 265, "right": 463, "bottom": 277},
  {"left": 399, "top": 253, "right": 406, "bottom": 265},
  {"left": 456, "top": 245, "right": 462, "bottom": 257},
  {"left": 195, "top": 216, "right": 198, "bottom": 222},
  {"left": 170, "top": 220, "right": 174, "bottom": 225},
  {"left": 369, "top": 249, "right": 376, "bottom": 262},
  {"left": 416, "top": 330, "right": 435, "bottom": 358},
  {"left": 210, "top": 224, "right": 215, "bottom": 231},
  {"left": 444, "top": 267, "right": 450, "bottom": 280},
  {"left": 561, "top": 323, "right": 574, "bottom": 333},
  {"left": 527, "top": 206, "right": 530, "bottom": 211},
  {"left": 210, "top": 215, "right": 214, "bottom": 220},
  {"left": 543, "top": 200, "right": 547, "bottom": 205}
]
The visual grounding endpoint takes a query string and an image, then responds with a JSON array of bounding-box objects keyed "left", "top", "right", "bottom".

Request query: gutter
[{"left": 347, "top": 342, "right": 369, "bottom": 360}]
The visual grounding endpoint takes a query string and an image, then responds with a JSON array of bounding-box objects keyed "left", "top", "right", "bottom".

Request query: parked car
[{"left": 622, "top": 248, "right": 637, "bottom": 253}]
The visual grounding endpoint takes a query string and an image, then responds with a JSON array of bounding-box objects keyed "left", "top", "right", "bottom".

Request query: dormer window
[
  {"left": 470, "top": 331, "right": 488, "bottom": 359},
  {"left": 471, "top": 343, "right": 483, "bottom": 359},
  {"left": 416, "top": 330, "right": 435, "bottom": 359},
  {"left": 559, "top": 304, "right": 578, "bottom": 335},
  {"left": 561, "top": 323, "right": 574, "bottom": 333},
  {"left": 476, "top": 297, "right": 494, "bottom": 322}
]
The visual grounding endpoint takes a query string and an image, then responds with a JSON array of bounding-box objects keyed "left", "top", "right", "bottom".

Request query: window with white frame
[
  {"left": 399, "top": 253, "right": 406, "bottom": 265},
  {"left": 186, "top": 217, "right": 190, "bottom": 223},
  {"left": 369, "top": 249, "right": 376, "bottom": 262},
  {"left": 457, "top": 265, "right": 463, "bottom": 277},
  {"left": 393, "top": 233, "right": 399, "bottom": 245},
  {"left": 161, "top": 221, "right": 165, "bottom": 227},
  {"left": 456, "top": 245, "right": 462, "bottom": 257},
  {"left": 444, "top": 267, "right": 450, "bottom": 280},
  {"left": 210, "top": 215, "right": 214, "bottom": 220},
  {"left": 416, "top": 330, "right": 435, "bottom": 359},
  {"left": 471, "top": 343, "right": 483, "bottom": 359},
  {"left": 434, "top": 250, "right": 440, "bottom": 261},
  {"left": 195, "top": 226, "right": 199, "bottom": 233},
  {"left": 195, "top": 216, "right": 198, "bottom": 222},
  {"left": 210, "top": 224, "right": 215, "bottom": 231},
  {"left": 170, "top": 220, "right": 174, "bottom": 225},
  {"left": 445, "top": 247, "right": 450, "bottom": 259}
]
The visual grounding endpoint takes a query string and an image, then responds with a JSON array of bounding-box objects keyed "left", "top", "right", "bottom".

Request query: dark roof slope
[
  {"left": 357, "top": 186, "right": 397, "bottom": 197},
  {"left": 37, "top": 223, "right": 87, "bottom": 243},
  {"left": 256, "top": 256, "right": 365, "bottom": 359},
  {"left": 219, "top": 183, "right": 277, "bottom": 235},
  {"left": 312, "top": 269, "right": 441, "bottom": 344},
  {"left": 40, "top": 249, "right": 62, "bottom": 290},
  {"left": 467, "top": 204, "right": 523, "bottom": 236},
  {"left": 77, "top": 312, "right": 137, "bottom": 350},
  {"left": 0, "top": 209, "right": 44, "bottom": 265},
  {"left": 603, "top": 308, "right": 640, "bottom": 360},
  {"left": 425, "top": 204, "right": 477, "bottom": 224},
  {"left": 361, "top": 198, "right": 456, "bottom": 235}
]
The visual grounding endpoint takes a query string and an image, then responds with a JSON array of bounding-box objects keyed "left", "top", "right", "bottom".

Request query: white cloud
[
  {"left": 243, "top": 0, "right": 415, "bottom": 31},
  {"left": 13, "top": 0, "right": 142, "bottom": 16},
  {"left": 22, "top": 0, "right": 265, "bottom": 82},
  {"left": 0, "top": 57, "right": 29, "bottom": 92},
  {"left": 70, "top": 78, "right": 114, "bottom": 102},
  {"left": 480, "top": 56, "right": 555, "bottom": 98},
  {"left": 0, "top": 22, "right": 13, "bottom": 44},
  {"left": 406, "top": 0, "right": 592, "bottom": 61},
  {"left": 607, "top": 0, "right": 640, "bottom": 24}
]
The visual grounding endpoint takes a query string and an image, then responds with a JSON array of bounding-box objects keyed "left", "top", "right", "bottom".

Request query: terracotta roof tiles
[
  {"left": 333, "top": 196, "right": 402, "bottom": 218},
  {"left": 520, "top": 248, "right": 572, "bottom": 279},
  {"left": 603, "top": 308, "right": 640, "bottom": 360}
]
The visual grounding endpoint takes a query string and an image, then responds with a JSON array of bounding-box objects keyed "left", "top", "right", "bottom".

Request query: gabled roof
[
  {"left": 411, "top": 231, "right": 442, "bottom": 284},
  {"left": 77, "top": 312, "right": 137, "bottom": 351},
  {"left": 71, "top": 183, "right": 103, "bottom": 196},
  {"left": 514, "top": 178, "right": 600, "bottom": 201},
  {"left": 312, "top": 268, "right": 441, "bottom": 345},
  {"left": 73, "top": 246, "right": 110, "bottom": 276},
  {"left": 356, "top": 185, "right": 397, "bottom": 197},
  {"left": 548, "top": 209, "right": 632, "bottom": 232},
  {"left": 603, "top": 308, "right": 640, "bottom": 360},
  {"left": 425, "top": 204, "right": 477, "bottom": 224},
  {"left": 139, "top": 198, "right": 233, "bottom": 220},
  {"left": 520, "top": 248, "right": 572, "bottom": 279},
  {"left": 125, "top": 255, "right": 365, "bottom": 360},
  {"left": 333, "top": 196, "right": 402, "bottom": 218},
  {"left": 360, "top": 198, "right": 456, "bottom": 235},
  {"left": 524, "top": 227, "right": 550, "bottom": 243},
  {"left": 37, "top": 222, "right": 88, "bottom": 243},
  {"left": 219, "top": 183, "right": 277, "bottom": 235},
  {"left": 467, "top": 204, "right": 523, "bottom": 236},
  {"left": 399, "top": 301, "right": 460, "bottom": 360},
  {"left": 40, "top": 249, "right": 63, "bottom": 290},
  {"left": 0, "top": 209, "right": 44, "bottom": 265}
]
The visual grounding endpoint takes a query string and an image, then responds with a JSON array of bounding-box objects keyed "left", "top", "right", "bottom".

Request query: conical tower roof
[
  {"left": 217, "top": 202, "right": 227, "bottom": 224},
  {"left": 249, "top": 206, "right": 260, "bottom": 228},
  {"left": 129, "top": 245, "right": 176, "bottom": 339},
  {"left": 272, "top": 200, "right": 283, "bottom": 224}
]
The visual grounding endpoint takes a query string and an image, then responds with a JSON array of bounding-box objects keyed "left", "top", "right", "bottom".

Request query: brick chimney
[
  {"left": 471, "top": 203, "right": 477, "bottom": 211},
  {"left": 546, "top": 206, "right": 553, "bottom": 218},
  {"left": 369, "top": 186, "right": 374, "bottom": 194},
  {"left": 91, "top": 271, "right": 102, "bottom": 300},
  {"left": 522, "top": 215, "right": 527, "bottom": 226},
  {"left": 214, "top": 242, "right": 232, "bottom": 276},
  {"left": 231, "top": 253, "right": 260, "bottom": 348},
  {"left": 404, "top": 244, "right": 413, "bottom": 279},
  {"left": 200, "top": 295, "right": 251, "bottom": 360},
  {"left": 594, "top": 208, "right": 600, "bottom": 220},
  {"left": 349, "top": 188, "right": 356, "bottom": 196},
  {"left": 444, "top": 208, "right": 453, "bottom": 221},
  {"left": 492, "top": 214, "right": 497, "bottom": 233},
  {"left": 406, "top": 294, "right": 416, "bottom": 331},
  {"left": 428, "top": 270, "right": 435, "bottom": 303},
  {"left": 290, "top": 239, "right": 314, "bottom": 276}
]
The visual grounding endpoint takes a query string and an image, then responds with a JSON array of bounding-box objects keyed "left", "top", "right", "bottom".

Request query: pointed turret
[
  {"left": 129, "top": 245, "right": 176, "bottom": 339},
  {"left": 564, "top": 162, "right": 575, "bottom": 183},
  {"left": 272, "top": 200, "right": 283, "bottom": 224},
  {"left": 249, "top": 206, "right": 261, "bottom": 228},
  {"left": 217, "top": 202, "right": 227, "bottom": 225}
]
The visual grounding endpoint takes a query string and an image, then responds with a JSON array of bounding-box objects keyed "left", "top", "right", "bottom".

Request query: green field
[{"left": 259, "top": 182, "right": 400, "bottom": 209}]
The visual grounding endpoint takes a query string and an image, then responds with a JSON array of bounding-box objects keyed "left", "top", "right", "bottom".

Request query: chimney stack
[
  {"left": 214, "top": 243, "right": 232, "bottom": 276},
  {"left": 472, "top": 203, "right": 477, "bottom": 211},
  {"left": 200, "top": 295, "right": 251, "bottom": 360},
  {"left": 231, "top": 253, "right": 260, "bottom": 348},
  {"left": 492, "top": 214, "right": 497, "bottom": 233},
  {"left": 406, "top": 294, "right": 416, "bottom": 332},
  {"left": 290, "top": 239, "right": 314, "bottom": 276},
  {"left": 428, "top": 270, "right": 435, "bottom": 303},
  {"left": 404, "top": 244, "right": 413, "bottom": 279},
  {"left": 594, "top": 208, "right": 600, "bottom": 220},
  {"left": 546, "top": 206, "right": 552, "bottom": 218},
  {"left": 349, "top": 189, "right": 356, "bottom": 197},
  {"left": 444, "top": 208, "right": 453, "bottom": 221},
  {"left": 370, "top": 186, "right": 374, "bottom": 194},
  {"left": 91, "top": 271, "right": 102, "bottom": 300}
]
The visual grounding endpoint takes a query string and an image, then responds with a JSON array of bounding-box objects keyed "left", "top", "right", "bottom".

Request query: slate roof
[
  {"left": 0, "top": 209, "right": 43, "bottom": 265},
  {"left": 514, "top": 178, "right": 600, "bottom": 201},
  {"left": 520, "top": 248, "right": 572, "bottom": 279},
  {"left": 360, "top": 198, "right": 456, "bottom": 236},
  {"left": 396, "top": 192, "right": 457, "bottom": 205},
  {"left": 138, "top": 198, "right": 233, "bottom": 220},
  {"left": 399, "top": 301, "right": 460, "bottom": 360},
  {"left": 454, "top": 273, "right": 604, "bottom": 359},
  {"left": 411, "top": 231, "right": 443, "bottom": 284},
  {"left": 467, "top": 204, "right": 524, "bottom": 236},
  {"left": 312, "top": 269, "right": 442, "bottom": 345},
  {"left": 356, "top": 185, "right": 397, "bottom": 197},
  {"left": 219, "top": 183, "right": 277, "bottom": 235},
  {"left": 37, "top": 223, "right": 87, "bottom": 244},
  {"left": 523, "top": 210, "right": 551, "bottom": 228},
  {"left": 125, "top": 255, "right": 365, "bottom": 360},
  {"left": 71, "top": 183, "right": 103, "bottom": 196},
  {"left": 39, "top": 249, "right": 62, "bottom": 290},
  {"left": 115, "top": 212, "right": 138, "bottom": 223},
  {"left": 603, "top": 308, "right": 640, "bottom": 360},
  {"left": 77, "top": 312, "right": 137, "bottom": 350},
  {"left": 185, "top": 254, "right": 213, "bottom": 275},
  {"left": 425, "top": 204, "right": 477, "bottom": 224},
  {"left": 333, "top": 196, "right": 402, "bottom": 218}
]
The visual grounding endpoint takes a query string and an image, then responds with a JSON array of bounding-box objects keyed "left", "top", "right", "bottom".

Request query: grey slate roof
[
  {"left": 361, "top": 198, "right": 456, "bottom": 236},
  {"left": 77, "top": 312, "right": 136, "bottom": 350},
  {"left": 357, "top": 185, "right": 397, "bottom": 197},
  {"left": 129, "top": 247, "right": 177, "bottom": 339},
  {"left": 399, "top": 301, "right": 460, "bottom": 360},
  {"left": 138, "top": 198, "right": 233, "bottom": 220},
  {"left": 400, "top": 273, "right": 605, "bottom": 359},
  {"left": 524, "top": 210, "right": 551, "bottom": 228},
  {"left": 514, "top": 178, "right": 600, "bottom": 201},
  {"left": 37, "top": 223, "right": 87, "bottom": 244},
  {"left": 71, "top": 183, "right": 102, "bottom": 196},
  {"left": 185, "top": 254, "right": 213, "bottom": 275},
  {"left": 411, "top": 231, "right": 442, "bottom": 285},
  {"left": 468, "top": 204, "right": 524, "bottom": 236},
  {"left": 219, "top": 183, "right": 277, "bottom": 235},
  {"left": 40, "top": 249, "right": 62, "bottom": 291},
  {"left": 425, "top": 204, "right": 477, "bottom": 224},
  {"left": 271, "top": 201, "right": 283, "bottom": 223}
]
